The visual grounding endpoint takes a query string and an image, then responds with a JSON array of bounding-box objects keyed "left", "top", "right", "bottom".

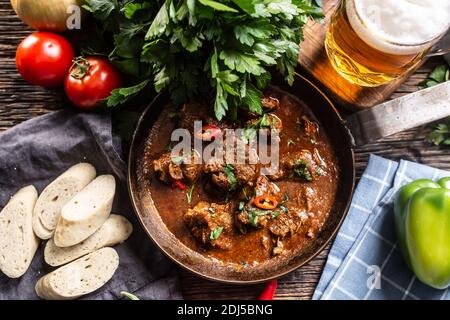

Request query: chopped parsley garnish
[
  {"left": 242, "top": 114, "right": 277, "bottom": 144},
  {"left": 271, "top": 211, "right": 281, "bottom": 219},
  {"left": 223, "top": 164, "right": 237, "bottom": 190},
  {"left": 281, "top": 193, "right": 290, "bottom": 204},
  {"left": 279, "top": 205, "right": 289, "bottom": 213},
  {"left": 247, "top": 207, "right": 280, "bottom": 227},
  {"left": 171, "top": 155, "right": 186, "bottom": 165},
  {"left": 287, "top": 139, "right": 296, "bottom": 147},
  {"left": 186, "top": 177, "right": 199, "bottom": 204},
  {"left": 293, "top": 160, "right": 313, "bottom": 182},
  {"left": 238, "top": 201, "right": 245, "bottom": 211},
  {"left": 210, "top": 226, "right": 224, "bottom": 240},
  {"left": 242, "top": 187, "right": 250, "bottom": 201}
]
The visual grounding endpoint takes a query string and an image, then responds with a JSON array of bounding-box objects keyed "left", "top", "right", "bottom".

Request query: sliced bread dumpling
[
  {"left": 45, "top": 214, "right": 132, "bottom": 266},
  {"left": 35, "top": 247, "right": 119, "bottom": 300},
  {"left": 33, "top": 163, "right": 96, "bottom": 240},
  {"left": 0, "top": 186, "right": 39, "bottom": 278},
  {"left": 54, "top": 175, "right": 116, "bottom": 247}
]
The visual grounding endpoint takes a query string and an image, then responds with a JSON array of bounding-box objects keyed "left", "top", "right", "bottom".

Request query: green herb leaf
[
  {"left": 83, "top": 0, "right": 323, "bottom": 120},
  {"left": 83, "top": 0, "right": 118, "bottom": 21},
  {"left": 427, "top": 121, "right": 450, "bottom": 146},
  {"left": 419, "top": 64, "right": 449, "bottom": 88},
  {"left": 423, "top": 64, "right": 450, "bottom": 146},
  {"left": 293, "top": 159, "right": 313, "bottom": 181},
  {"left": 287, "top": 139, "right": 295, "bottom": 147},
  {"left": 210, "top": 226, "right": 224, "bottom": 240},
  {"left": 123, "top": 2, "right": 152, "bottom": 20},
  {"left": 146, "top": 1, "right": 169, "bottom": 40},
  {"left": 186, "top": 176, "right": 199, "bottom": 204},
  {"left": 199, "top": 0, "right": 238, "bottom": 12},
  {"left": 121, "top": 291, "right": 140, "bottom": 300},
  {"left": 239, "top": 201, "right": 245, "bottom": 211},
  {"left": 223, "top": 164, "right": 237, "bottom": 190},
  {"left": 107, "top": 80, "right": 150, "bottom": 107}
]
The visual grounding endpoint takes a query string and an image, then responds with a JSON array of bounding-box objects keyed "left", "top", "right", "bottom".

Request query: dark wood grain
[{"left": 0, "top": 0, "right": 449, "bottom": 300}]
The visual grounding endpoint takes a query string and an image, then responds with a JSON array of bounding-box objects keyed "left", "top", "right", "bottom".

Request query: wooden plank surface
[
  {"left": 299, "top": 0, "right": 428, "bottom": 110},
  {"left": 1, "top": 0, "right": 450, "bottom": 300}
]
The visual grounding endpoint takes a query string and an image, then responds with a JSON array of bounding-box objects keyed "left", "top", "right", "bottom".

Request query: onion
[{"left": 11, "top": 0, "right": 85, "bottom": 32}]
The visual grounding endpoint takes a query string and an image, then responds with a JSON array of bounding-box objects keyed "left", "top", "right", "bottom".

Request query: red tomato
[
  {"left": 16, "top": 32, "right": 75, "bottom": 88},
  {"left": 64, "top": 56, "right": 123, "bottom": 110}
]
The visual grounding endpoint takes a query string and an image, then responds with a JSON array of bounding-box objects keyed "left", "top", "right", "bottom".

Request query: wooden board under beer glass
[{"left": 299, "top": 0, "right": 446, "bottom": 110}]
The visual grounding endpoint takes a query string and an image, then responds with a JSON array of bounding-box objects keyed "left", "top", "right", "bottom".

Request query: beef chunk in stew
[
  {"left": 272, "top": 238, "right": 285, "bottom": 256},
  {"left": 153, "top": 152, "right": 201, "bottom": 184},
  {"left": 204, "top": 159, "right": 259, "bottom": 191},
  {"left": 254, "top": 175, "right": 280, "bottom": 197},
  {"left": 184, "top": 201, "right": 233, "bottom": 250},
  {"left": 261, "top": 96, "right": 280, "bottom": 111},
  {"left": 300, "top": 116, "right": 319, "bottom": 142},
  {"left": 236, "top": 176, "right": 281, "bottom": 230},
  {"left": 269, "top": 149, "right": 326, "bottom": 182},
  {"left": 268, "top": 207, "right": 309, "bottom": 238}
]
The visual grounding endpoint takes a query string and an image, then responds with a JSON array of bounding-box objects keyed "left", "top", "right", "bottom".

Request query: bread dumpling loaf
[
  {"left": 45, "top": 214, "right": 132, "bottom": 266},
  {"left": 54, "top": 175, "right": 116, "bottom": 247},
  {"left": 33, "top": 163, "right": 96, "bottom": 240},
  {"left": 0, "top": 186, "right": 40, "bottom": 278},
  {"left": 35, "top": 247, "right": 119, "bottom": 300}
]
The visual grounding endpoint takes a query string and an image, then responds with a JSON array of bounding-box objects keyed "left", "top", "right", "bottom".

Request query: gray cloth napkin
[
  {"left": 0, "top": 109, "right": 182, "bottom": 300},
  {"left": 314, "top": 155, "right": 450, "bottom": 300}
]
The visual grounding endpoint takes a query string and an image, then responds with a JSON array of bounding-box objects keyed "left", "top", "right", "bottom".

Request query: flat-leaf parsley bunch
[{"left": 83, "top": 0, "right": 322, "bottom": 119}]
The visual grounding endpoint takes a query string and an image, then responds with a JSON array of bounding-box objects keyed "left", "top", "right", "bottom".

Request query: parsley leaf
[
  {"left": 210, "top": 226, "right": 224, "bottom": 240},
  {"left": 292, "top": 159, "right": 313, "bottom": 181},
  {"left": 419, "top": 64, "right": 449, "bottom": 88},
  {"left": 422, "top": 64, "right": 450, "bottom": 146},
  {"left": 83, "top": 0, "right": 322, "bottom": 119},
  {"left": 427, "top": 121, "right": 450, "bottom": 146},
  {"left": 107, "top": 80, "right": 150, "bottom": 107},
  {"left": 186, "top": 176, "right": 199, "bottom": 204},
  {"left": 223, "top": 164, "right": 237, "bottom": 190}
]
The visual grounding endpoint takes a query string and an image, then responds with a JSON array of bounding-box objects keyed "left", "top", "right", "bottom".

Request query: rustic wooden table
[{"left": 1, "top": 0, "right": 449, "bottom": 300}]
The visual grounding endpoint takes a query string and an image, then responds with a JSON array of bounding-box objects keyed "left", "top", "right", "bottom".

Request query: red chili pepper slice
[
  {"left": 194, "top": 125, "right": 222, "bottom": 141},
  {"left": 253, "top": 195, "right": 278, "bottom": 210},
  {"left": 172, "top": 180, "right": 188, "bottom": 191},
  {"left": 258, "top": 280, "right": 278, "bottom": 300}
]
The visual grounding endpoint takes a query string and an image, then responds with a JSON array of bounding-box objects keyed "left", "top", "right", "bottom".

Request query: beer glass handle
[
  {"left": 427, "top": 32, "right": 450, "bottom": 57},
  {"left": 346, "top": 81, "right": 450, "bottom": 146}
]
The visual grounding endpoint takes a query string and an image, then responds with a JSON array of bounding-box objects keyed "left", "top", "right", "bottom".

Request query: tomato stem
[{"left": 70, "top": 56, "right": 90, "bottom": 79}]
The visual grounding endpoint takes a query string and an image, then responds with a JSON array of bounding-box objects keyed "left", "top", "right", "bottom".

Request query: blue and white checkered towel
[{"left": 313, "top": 154, "right": 450, "bottom": 300}]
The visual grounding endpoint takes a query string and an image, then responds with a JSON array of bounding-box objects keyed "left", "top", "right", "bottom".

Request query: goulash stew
[{"left": 141, "top": 87, "right": 339, "bottom": 267}]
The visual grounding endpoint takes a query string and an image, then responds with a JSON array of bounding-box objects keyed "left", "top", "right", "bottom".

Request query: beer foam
[{"left": 347, "top": 0, "right": 450, "bottom": 55}]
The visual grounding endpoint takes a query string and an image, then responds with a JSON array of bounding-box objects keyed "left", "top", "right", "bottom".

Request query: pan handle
[{"left": 345, "top": 81, "right": 450, "bottom": 146}]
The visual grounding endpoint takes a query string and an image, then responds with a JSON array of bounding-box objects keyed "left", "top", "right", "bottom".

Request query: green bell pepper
[{"left": 395, "top": 177, "right": 450, "bottom": 289}]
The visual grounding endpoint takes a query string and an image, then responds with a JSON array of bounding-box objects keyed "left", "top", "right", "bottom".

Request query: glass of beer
[{"left": 325, "top": 0, "right": 450, "bottom": 87}]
